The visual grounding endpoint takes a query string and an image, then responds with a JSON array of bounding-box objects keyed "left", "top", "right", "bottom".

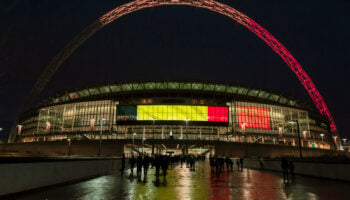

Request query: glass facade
[{"left": 17, "top": 99, "right": 331, "bottom": 149}]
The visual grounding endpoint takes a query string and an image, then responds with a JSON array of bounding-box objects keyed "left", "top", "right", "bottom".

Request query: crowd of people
[
  {"left": 121, "top": 153, "right": 205, "bottom": 181},
  {"left": 121, "top": 153, "right": 297, "bottom": 184},
  {"left": 209, "top": 156, "right": 244, "bottom": 173}
]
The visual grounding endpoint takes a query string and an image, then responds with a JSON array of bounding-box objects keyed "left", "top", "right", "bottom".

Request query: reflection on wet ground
[{"left": 18, "top": 162, "right": 350, "bottom": 200}]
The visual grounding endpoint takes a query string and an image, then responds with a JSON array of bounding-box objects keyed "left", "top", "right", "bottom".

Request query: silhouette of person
[
  {"left": 239, "top": 158, "right": 244, "bottom": 171},
  {"left": 288, "top": 160, "right": 295, "bottom": 178},
  {"left": 136, "top": 155, "right": 143, "bottom": 179},
  {"left": 143, "top": 154, "right": 150, "bottom": 177},
  {"left": 121, "top": 154, "right": 125, "bottom": 174},
  {"left": 129, "top": 155, "right": 136, "bottom": 176},
  {"left": 281, "top": 158, "right": 289, "bottom": 183}
]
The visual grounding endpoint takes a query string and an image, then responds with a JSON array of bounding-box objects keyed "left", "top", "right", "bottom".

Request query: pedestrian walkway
[{"left": 17, "top": 161, "right": 350, "bottom": 200}]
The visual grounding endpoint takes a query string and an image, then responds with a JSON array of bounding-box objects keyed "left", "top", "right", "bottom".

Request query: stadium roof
[{"left": 47, "top": 81, "right": 303, "bottom": 108}]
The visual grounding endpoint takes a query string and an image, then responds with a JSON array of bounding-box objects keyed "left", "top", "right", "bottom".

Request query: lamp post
[
  {"left": 152, "top": 117, "right": 156, "bottom": 139},
  {"left": 289, "top": 120, "right": 303, "bottom": 158},
  {"left": 320, "top": 133, "right": 325, "bottom": 150},
  {"left": 132, "top": 132, "right": 136, "bottom": 155},
  {"left": 185, "top": 118, "right": 189, "bottom": 140},
  {"left": 142, "top": 137, "right": 146, "bottom": 154},
  {"left": 98, "top": 118, "right": 106, "bottom": 156},
  {"left": 241, "top": 122, "right": 247, "bottom": 156},
  {"left": 342, "top": 138, "right": 347, "bottom": 144},
  {"left": 67, "top": 138, "right": 71, "bottom": 156}
]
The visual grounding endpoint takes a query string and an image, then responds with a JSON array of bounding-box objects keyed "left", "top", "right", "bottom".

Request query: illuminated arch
[{"left": 10, "top": 0, "right": 336, "bottom": 142}]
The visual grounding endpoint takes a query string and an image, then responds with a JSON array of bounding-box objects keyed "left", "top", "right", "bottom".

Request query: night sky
[{"left": 1, "top": 0, "right": 349, "bottom": 140}]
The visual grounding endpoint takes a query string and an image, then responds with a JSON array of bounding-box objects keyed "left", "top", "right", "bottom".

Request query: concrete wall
[
  {"left": 0, "top": 140, "right": 125, "bottom": 157},
  {"left": 244, "top": 159, "right": 350, "bottom": 181},
  {"left": 0, "top": 158, "right": 123, "bottom": 197},
  {"left": 0, "top": 139, "right": 341, "bottom": 158},
  {"left": 214, "top": 142, "right": 336, "bottom": 158}
]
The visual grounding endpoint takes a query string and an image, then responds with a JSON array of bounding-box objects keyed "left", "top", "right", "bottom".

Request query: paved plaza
[{"left": 16, "top": 161, "right": 350, "bottom": 200}]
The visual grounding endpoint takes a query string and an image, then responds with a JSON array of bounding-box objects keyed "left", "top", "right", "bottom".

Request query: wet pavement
[{"left": 17, "top": 162, "right": 350, "bottom": 200}]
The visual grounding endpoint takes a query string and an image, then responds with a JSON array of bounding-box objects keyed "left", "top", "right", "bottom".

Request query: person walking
[
  {"left": 209, "top": 156, "right": 215, "bottom": 172},
  {"left": 180, "top": 155, "right": 184, "bottom": 168},
  {"left": 162, "top": 156, "right": 169, "bottom": 178},
  {"left": 129, "top": 155, "right": 136, "bottom": 176},
  {"left": 289, "top": 160, "right": 295, "bottom": 179},
  {"left": 155, "top": 155, "right": 161, "bottom": 178},
  {"left": 229, "top": 158, "right": 233, "bottom": 171},
  {"left": 136, "top": 154, "right": 143, "bottom": 179},
  {"left": 121, "top": 153, "right": 125, "bottom": 174},
  {"left": 225, "top": 157, "right": 230, "bottom": 171},
  {"left": 281, "top": 158, "right": 289, "bottom": 183},
  {"left": 236, "top": 159, "right": 240, "bottom": 171},
  {"left": 259, "top": 157, "right": 265, "bottom": 170},
  {"left": 143, "top": 154, "right": 150, "bottom": 178},
  {"left": 239, "top": 158, "right": 244, "bottom": 171}
]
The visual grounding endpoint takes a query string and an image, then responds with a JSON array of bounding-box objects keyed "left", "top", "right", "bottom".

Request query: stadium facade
[{"left": 17, "top": 81, "right": 333, "bottom": 150}]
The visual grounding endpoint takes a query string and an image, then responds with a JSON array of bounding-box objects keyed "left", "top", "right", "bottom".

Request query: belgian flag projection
[{"left": 117, "top": 105, "right": 228, "bottom": 122}]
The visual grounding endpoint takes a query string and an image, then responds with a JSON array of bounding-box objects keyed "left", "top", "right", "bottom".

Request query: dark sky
[{"left": 1, "top": 0, "right": 350, "bottom": 140}]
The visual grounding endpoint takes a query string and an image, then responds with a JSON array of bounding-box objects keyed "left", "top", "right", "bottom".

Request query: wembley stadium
[{"left": 16, "top": 81, "right": 333, "bottom": 150}]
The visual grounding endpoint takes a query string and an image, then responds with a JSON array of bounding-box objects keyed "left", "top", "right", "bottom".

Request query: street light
[
  {"left": 132, "top": 132, "right": 136, "bottom": 155},
  {"left": 67, "top": 138, "right": 71, "bottom": 156},
  {"left": 185, "top": 118, "right": 190, "bottom": 139},
  {"left": 152, "top": 117, "right": 156, "bottom": 139},
  {"left": 98, "top": 117, "right": 106, "bottom": 156},
  {"left": 289, "top": 120, "right": 303, "bottom": 158},
  {"left": 342, "top": 138, "right": 347, "bottom": 144},
  {"left": 320, "top": 133, "right": 325, "bottom": 150},
  {"left": 142, "top": 137, "right": 146, "bottom": 154},
  {"left": 241, "top": 122, "right": 247, "bottom": 156}
]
